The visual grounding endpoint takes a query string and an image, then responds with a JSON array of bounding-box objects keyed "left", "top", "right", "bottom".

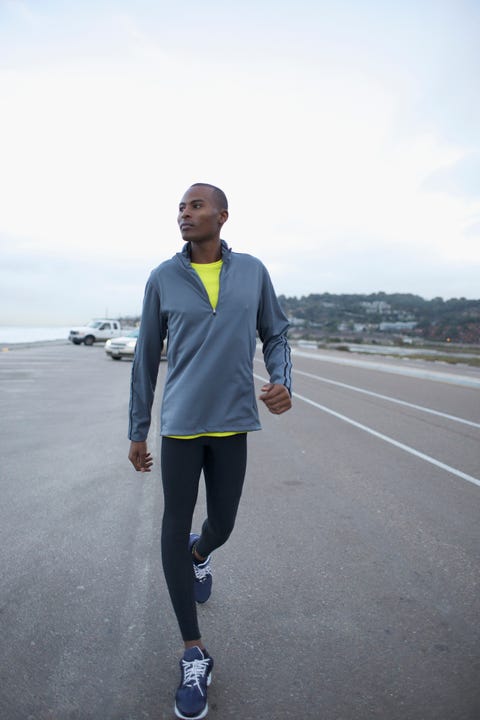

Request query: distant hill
[{"left": 278, "top": 292, "right": 480, "bottom": 344}]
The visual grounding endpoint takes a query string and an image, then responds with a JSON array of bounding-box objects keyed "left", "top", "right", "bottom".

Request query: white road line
[
  {"left": 253, "top": 373, "right": 480, "bottom": 490},
  {"left": 291, "top": 349, "right": 480, "bottom": 389},
  {"left": 293, "top": 369, "right": 480, "bottom": 429}
]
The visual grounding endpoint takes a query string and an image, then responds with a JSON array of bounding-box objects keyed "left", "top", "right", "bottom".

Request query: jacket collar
[{"left": 179, "top": 239, "right": 231, "bottom": 266}]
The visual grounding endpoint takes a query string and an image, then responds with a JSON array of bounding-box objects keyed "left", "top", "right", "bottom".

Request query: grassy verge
[
  {"left": 389, "top": 353, "right": 480, "bottom": 367},
  {"left": 322, "top": 344, "right": 480, "bottom": 367}
]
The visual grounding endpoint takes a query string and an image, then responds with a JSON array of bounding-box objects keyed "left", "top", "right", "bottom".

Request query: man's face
[{"left": 177, "top": 186, "right": 228, "bottom": 243}]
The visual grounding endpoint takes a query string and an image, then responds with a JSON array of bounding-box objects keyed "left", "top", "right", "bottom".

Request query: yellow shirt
[
  {"left": 168, "top": 259, "right": 238, "bottom": 440},
  {"left": 191, "top": 259, "right": 223, "bottom": 311}
]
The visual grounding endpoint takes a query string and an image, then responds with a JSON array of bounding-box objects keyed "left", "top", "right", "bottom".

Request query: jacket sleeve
[
  {"left": 257, "top": 264, "right": 292, "bottom": 395},
  {"left": 128, "top": 274, "right": 166, "bottom": 441}
]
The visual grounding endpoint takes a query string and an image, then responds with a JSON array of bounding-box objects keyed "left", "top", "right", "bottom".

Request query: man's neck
[{"left": 190, "top": 239, "right": 222, "bottom": 264}]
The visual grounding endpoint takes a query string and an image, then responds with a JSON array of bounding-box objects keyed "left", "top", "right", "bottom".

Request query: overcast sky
[{"left": 1, "top": 0, "right": 479, "bottom": 325}]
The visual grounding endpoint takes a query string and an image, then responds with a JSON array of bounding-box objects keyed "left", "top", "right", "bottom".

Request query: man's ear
[{"left": 219, "top": 210, "right": 229, "bottom": 225}]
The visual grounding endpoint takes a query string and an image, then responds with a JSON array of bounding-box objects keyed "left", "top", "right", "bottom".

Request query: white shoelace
[
  {"left": 181, "top": 657, "right": 211, "bottom": 694},
  {"left": 193, "top": 560, "right": 211, "bottom": 582}
]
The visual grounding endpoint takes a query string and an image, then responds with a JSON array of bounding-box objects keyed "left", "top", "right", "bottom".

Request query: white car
[
  {"left": 69, "top": 319, "right": 122, "bottom": 346},
  {"left": 105, "top": 330, "right": 139, "bottom": 360}
]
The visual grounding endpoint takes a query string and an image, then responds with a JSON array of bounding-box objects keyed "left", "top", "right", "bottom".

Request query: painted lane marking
[
  {"left": 291, "top": 349, "right": 480, "bottom": 389},
  {"left": 253, "top": 373, "right": 480, "bottom": 490},
  {"left": 293, "top": 369, "right": 480, "bottom": 429}
]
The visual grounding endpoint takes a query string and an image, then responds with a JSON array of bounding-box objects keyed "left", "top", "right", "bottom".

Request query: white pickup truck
[{"left": 68, "top": 319, "right": 123, "bottom": 346}]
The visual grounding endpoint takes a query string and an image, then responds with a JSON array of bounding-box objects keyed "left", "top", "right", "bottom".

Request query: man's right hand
[{"left": 128, "top": 441, "right": 153, "bottom": 473}]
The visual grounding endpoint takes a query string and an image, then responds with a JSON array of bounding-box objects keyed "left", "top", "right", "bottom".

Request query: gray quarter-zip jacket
[{"left": 128, "top": 240, "right": 292, "bottom": 440}]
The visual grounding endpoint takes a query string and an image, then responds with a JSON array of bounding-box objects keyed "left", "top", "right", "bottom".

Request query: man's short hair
[{"left": 190, "top": 183, "right": 228, "bottom": 211}]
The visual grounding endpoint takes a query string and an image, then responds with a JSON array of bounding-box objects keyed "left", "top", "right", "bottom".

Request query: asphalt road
[{"left": 0, "top": 342, "right": 479, "bottom": 720}]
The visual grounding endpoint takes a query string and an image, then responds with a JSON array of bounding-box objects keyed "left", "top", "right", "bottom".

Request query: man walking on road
[{"left": 128, "top": 183, "right": 292, "bottom": 719}]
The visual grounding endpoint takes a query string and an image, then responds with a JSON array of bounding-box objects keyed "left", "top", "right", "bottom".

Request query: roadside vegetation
[
  {"left": 277, "top": 292, "right": 480, "bottom": 367},
  {"left": 328, "top": 344, "right": 480, "bottom": 367},
  {"left": 279, "top": 292, "right": 480, "bottom": 344}
]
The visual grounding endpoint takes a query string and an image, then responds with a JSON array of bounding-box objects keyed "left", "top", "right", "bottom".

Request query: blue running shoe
[
  {"left": 175, "top": 646, "right": 213, "bottom": 720},
  {"left": 189, "top": 533, "right": 213, "bottom": 604}
]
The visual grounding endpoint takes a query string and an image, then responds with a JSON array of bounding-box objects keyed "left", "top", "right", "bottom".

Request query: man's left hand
[{"left": 259, "top": 383, "right": 292, "bottom": 415}]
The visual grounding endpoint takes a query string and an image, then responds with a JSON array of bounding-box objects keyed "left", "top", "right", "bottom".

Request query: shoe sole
[
  {"left": 174, "top": 702, "right": 208, "bottom": 720},
  {"left": 174, "top": 674, "right": 212, "bottom": 720}
]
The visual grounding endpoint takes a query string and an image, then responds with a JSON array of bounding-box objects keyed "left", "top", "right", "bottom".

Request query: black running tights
[{"left": 160, "top": 434, "right": 247, "bottom": 641}]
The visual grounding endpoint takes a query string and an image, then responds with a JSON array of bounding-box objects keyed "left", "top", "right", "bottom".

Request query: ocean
[{"left": 0, "top": 326, "right": 72, "bottom": 344}]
